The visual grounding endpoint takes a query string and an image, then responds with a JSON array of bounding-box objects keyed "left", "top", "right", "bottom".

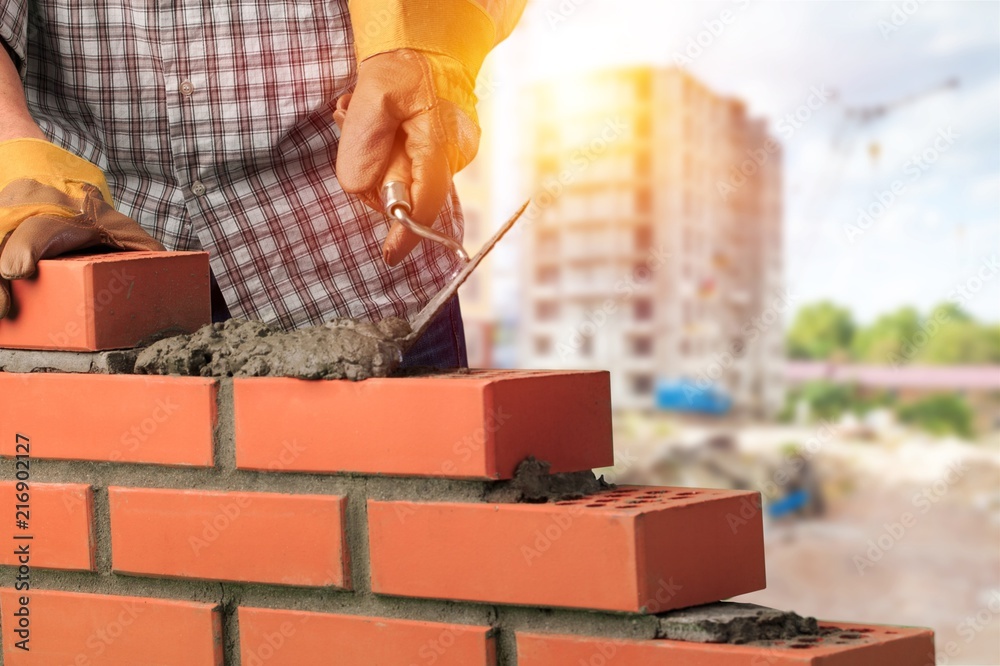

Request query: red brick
[
  {"left": 0, "top": 373, "right": 217, "bottom": 466},
  {"left": 0, "top": 588, "right": 222, "bottom": 665},
  {"left": 0, "top": 482, "right": 94, "bottom": 571},
  {"left": 516, "top": 623, "right": 935, "bottom": 665},
  {"left": 234, "top": 370, "right": 613, "bottom": 478},
  {"left": 0, "top": 251, "right": 210, "bottom": 351},
  {"left": 109, "top": 487, "right": 349, "bottom": 587},
  {"left": 368, "top": 486, "right": 764, "bottom": 612},
  {"left": 238, "top": 607, "right": 495, "bottom": 666}
]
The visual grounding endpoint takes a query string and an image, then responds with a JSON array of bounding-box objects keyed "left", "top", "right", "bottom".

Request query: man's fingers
[
  {"left": 335, "top": 84, "right": 401, "bottom": 196},
  {"left": 381, "top": 133, "right": 419, "bottom": 266},
  {"left": 0, "top": 232, "right": 13, "bottom": 318},
  {"left": 0, "top": 215, "right": 100, "bottom": 279},
  {"left": 0, "top": 276, "right": 10, "bottom": 319},
  {"left": 404, "top": 115, "right": 452, "bottom": 230},
  {"left": 381, "top": 115, "right": 452, "bottom": 266},
  {"left": 382, "top": 220, "right": 422, "bottom": 267}
]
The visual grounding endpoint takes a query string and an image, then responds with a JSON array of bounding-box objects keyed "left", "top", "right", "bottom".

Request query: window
[
  {"left": 636, "top": 152, "right": 651, "bottom": 176},
  {"left": 631, "top": 336, "right": 654, "bottom": 357},
  {"left": 636, "top": 189, "right": 652, "bottom": 215},
  {"left": 635, "top": 299, "right": 653, "bottom": 321},
  {"left": 535, "top": 301, "right": 559, "bottom": 321},
  {"left": 580, "top": 335, "right": 594, "bottom": 358},
  {"left": 538, "top": 230, "right": 558, "bottom": 253},
  {"left": 634, "top": 225, "right": 653, "bottom": 251},
  {"left": 534, "top": 336, "right": 552, "bottom": 355},
  {"left": 536, "top": 265, "right": 559, "bottom": 285},
  {"left": 630, "top": 374, "right": 654, "bottom": 395}
]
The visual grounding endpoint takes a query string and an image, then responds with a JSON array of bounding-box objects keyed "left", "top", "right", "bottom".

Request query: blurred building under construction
[{"left": 517, "top": 67, "right": 785, "bottom": 415}]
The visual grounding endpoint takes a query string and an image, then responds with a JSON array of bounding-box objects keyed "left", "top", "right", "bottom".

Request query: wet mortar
[
  {"left": 655, "top": 602, "right": 819, "bottom": 643},
  {"left": 486, "top": 457, "right": 613, "bottom": 503},
  {"left": 134, "top": 317, "right": 411, "bottom": 380}
]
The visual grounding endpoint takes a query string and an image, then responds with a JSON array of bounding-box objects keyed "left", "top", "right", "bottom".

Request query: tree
[
  {"left": 917, "top": 321, "right": 1000, "bottom": 364},
  {"left": 851, "top": 306, "right": 921, "bottom": 364},
  {"left": 798, "top": 381, "right": 857, "bottom": 420},
  {"left": 787, "top": 301, "right": 855, "bottom": 360}
]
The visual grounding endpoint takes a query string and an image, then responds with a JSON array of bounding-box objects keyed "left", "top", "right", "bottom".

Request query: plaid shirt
[{"left": 0, "top": 0, "right": 463, "bottom": 330}]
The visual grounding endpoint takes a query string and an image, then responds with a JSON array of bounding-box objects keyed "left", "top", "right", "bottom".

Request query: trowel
[{"left": 380, "top": 179, "right": 529, "bottom": 352}]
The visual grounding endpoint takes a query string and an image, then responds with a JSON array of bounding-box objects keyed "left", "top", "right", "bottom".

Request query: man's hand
[
  {"left": 0, "top": 139, "right": 164, "bottom": 318},
  {"left": 334, "top": 49, "right": 480, "bottom": 266}
]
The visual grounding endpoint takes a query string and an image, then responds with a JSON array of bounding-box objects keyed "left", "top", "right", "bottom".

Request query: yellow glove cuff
[
  {"left": 0, "top": 139, "right": 115, "bottom": 240},
  {"left": 349, "top": 0, "right": 493, "bottom": 121}
]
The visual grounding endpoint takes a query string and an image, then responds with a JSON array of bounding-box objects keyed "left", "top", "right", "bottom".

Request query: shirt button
[
  {"left": 180, "top": 80, "right": 195, "bottom": 96},
  {"left": 191, "top": 181, "right": 207, "bottom": 196}
]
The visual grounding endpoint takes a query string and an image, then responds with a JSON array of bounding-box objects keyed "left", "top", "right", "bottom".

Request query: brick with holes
[
  {"left": 516, "top": 622, "right": 935, "bottom": 665},
  {"left": 368, "top": 486, "right": 765, "bottom": 612}
]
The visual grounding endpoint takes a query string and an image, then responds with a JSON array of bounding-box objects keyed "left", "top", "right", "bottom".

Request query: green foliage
[
  {"left": 797, "top": 381, "right": 857, "bottom": 420},
  {"left": 916, "top": 321, "right": 1000, "bottom": 364},
  {"left": 785, "top": 380, "right": 974, "bottom": 438},
  {"left": 898, "top": 394, "right": 975, "bottom": 439},
  {"left": 787, "top": 301, "right": 855, "bottom": 360},
  {"left": 851, "top": 306, "right": 921, "bottom": 363},
  {"left": 787, "top": 300, "right": 1000, "bottom": 365}
]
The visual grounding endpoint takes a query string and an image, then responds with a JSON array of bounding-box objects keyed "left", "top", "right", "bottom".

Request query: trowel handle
[{"left": 380, "top": 179, "right": 470, "bottom": 265}]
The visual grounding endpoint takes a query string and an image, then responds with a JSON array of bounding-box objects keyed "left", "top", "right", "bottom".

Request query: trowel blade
[{"left": 402, "top": 199, "right": 531, "bottom": 351}]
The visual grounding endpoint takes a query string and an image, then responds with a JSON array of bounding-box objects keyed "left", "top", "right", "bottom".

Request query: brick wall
[{"left": 0, "top": 253, "right": 934, "bottom": 665}]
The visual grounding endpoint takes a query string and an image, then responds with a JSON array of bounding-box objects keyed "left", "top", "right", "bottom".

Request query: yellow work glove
[
  {"left": 335, "top": 0, "right": 522, "bottom": 266},
  {"left": 0, "top": 139, "right": 164, "bottom": 318}
]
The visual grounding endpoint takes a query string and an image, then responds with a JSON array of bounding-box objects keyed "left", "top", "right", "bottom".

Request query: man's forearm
[{"left": 0, "top": 45, "right": 44, "bottom": 141}]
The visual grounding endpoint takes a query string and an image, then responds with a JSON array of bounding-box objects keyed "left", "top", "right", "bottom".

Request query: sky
[{"left": 476, "top": 0, "right": 1000, "bottom": 325}]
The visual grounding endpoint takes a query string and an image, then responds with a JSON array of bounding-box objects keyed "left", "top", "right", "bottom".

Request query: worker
[{"left": 0, "top": 0, "right": 525, "bottom": 368}]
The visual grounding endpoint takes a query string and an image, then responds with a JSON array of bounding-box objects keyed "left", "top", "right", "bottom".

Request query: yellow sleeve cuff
[
  {"left": 0, "top": 139, "right": 114, "bottom": 205},
  {"left": 0, "top": 139, "right": 115, "bottom": 240},
  {"left": 349, "top": 0, "right": 495, "bottom": 94}
]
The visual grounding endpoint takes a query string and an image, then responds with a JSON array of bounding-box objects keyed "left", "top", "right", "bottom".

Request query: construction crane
[
  {"left": 798, "top": 76, "right": 960, "bottom": 220},
  {"left": 791, "top": 76, "right": 961, "bottom": 272}
]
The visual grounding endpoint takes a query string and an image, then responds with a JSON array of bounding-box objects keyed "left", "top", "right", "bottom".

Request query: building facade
[{"left": 518, "top": 67, "right": 784, "bottom": 415}]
